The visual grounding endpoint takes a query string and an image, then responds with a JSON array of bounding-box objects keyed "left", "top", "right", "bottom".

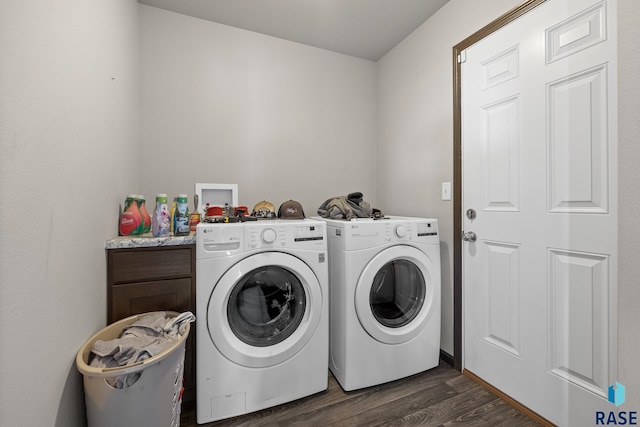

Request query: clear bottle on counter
[
  {"left": 119, "top": 194, "right": 144, "bottom": 236},
  {"left": 138, "top": 195, "right": 152, "bottom": 234},
  {"left": 174, "top": 194, "right": 190, "bottom": 236},
  {"left": 152, "top": 194, "right": 170, "bottom": 237}
]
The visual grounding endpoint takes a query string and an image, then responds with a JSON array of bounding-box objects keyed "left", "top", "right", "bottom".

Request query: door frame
[{"left": 451, "top": 0, "right": 548, "bottom": 372}]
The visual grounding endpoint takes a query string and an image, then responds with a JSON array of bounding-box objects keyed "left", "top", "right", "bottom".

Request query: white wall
[
  {"left": 377, "top": 0, "right": 523, "bottom": 356},
  {"left": 0, "top": 1, "right": 139, "bottom": 426},
  {"left": 138, "top": 5, "right": 378, "bottom": 216}
]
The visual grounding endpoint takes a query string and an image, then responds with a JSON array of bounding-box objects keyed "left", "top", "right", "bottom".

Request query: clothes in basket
[{"left": 89, "top": 311, "right": 195, "bottom": 388}]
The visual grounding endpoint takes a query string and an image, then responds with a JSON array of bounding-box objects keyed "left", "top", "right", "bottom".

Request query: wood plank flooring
[{"left": 180, "top": 361, "right": 543, "bottom": 427}]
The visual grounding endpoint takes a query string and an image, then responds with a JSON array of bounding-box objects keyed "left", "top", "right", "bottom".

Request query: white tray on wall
[{"left": 195, "top": 183, "right": 238, "bottom": 214}]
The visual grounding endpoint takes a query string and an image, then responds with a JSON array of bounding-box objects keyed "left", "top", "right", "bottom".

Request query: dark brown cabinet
[{"left": 106, "top": 244, "right": 196, "bottom": 403}]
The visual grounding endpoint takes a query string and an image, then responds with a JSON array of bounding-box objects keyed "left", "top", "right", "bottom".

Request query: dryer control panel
[
  {"left": 333, "top": 217, "right": 439, "bottom": 250},
  {"left": 384, "top": 220, "right": 438, "bottom": 244}
]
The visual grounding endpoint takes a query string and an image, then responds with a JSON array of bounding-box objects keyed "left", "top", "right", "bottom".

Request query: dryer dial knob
[
  {"left": 394, "top": 225, "right": 407, "bottom": 238},
  {"left": 261, "top": 228, "right": 277, "bottom": 243}
]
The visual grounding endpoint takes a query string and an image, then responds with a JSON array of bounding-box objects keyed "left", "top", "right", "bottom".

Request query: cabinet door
[
  {"left": 110, "top": 278, "right": 196, "bottom": 402},
  {"left": 109, "top": 247, "right": 193, "bottom": 284},
  {"left": 110, "top": 278, "right": 192, "bottom": 322}
]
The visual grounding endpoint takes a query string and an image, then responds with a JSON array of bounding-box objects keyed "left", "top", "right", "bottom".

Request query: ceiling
[{"left": 137, "top": 0, "right": 450, "bottom": 62}]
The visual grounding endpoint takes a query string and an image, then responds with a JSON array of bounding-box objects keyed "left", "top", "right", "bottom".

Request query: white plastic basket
[{"left": 76, "top": 312, "right": 190, "bottom": 427}]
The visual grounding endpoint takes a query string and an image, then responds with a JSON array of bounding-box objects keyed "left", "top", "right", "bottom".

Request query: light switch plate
[{"left": 441, "top": 182, "right": 452, "bottom": 201}]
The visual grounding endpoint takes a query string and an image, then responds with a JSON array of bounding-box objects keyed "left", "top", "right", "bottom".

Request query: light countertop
[{"left": 105, "top": 234, "right": 196, "bottom": 249}]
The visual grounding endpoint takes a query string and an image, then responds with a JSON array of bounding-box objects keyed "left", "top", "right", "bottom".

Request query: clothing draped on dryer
[{"left": 317, "top": 192, "right": 381, "bottom": 220}]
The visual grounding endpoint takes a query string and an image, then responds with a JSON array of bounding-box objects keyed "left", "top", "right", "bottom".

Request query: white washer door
[
  {"left": 207, "top": 252, "right": 323, "bottom": 368},
  {"left": 355, "top": 245, "right": 436, "bottom": 344}
]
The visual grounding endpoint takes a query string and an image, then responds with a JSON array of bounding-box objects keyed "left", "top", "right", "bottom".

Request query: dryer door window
[
  {"left": 370, "top": 259, "right": 425, "bottom": 328},
  {"left": 355, "top": 245, "right": 438, "bottom": 345},
  {"left": 228, "top": 266, "right": 306, "bottom": 347}
]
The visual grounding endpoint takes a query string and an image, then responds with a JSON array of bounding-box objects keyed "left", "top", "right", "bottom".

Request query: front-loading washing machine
[
  {"left": 319, "top": 216, "right": 441, "bottom": 391},
  {"left": 195, "top": 219, "right": 328, "bottom": 423}
]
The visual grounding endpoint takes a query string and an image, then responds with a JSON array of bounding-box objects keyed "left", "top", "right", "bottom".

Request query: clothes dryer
[
  {"left": 195, "top": 219, "right": 328, "bottom": 423},
  {"left": 319, "top": 216, "right": 441, "bottom": 391}
]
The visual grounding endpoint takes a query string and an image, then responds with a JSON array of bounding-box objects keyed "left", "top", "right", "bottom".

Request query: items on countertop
[
  {"left": 189, "top": 194, "right": 201, "bottom": 231},
  {"left": 119, "top": 194, "right": 144, "bottom": 236},
  {"left": 169, "top": 197, "right": 176, "bottom": 235},
  {"left": 119, "top": 187, "right": 343, "bottom": 238},
  {"left": 138, "top": 195, "right": 152, "bottom": 234},
  {"left": 173, "top": 194, "right": 190, "bottom": 236},
  {"left": 152, "top": 194, "right": 170, "bottom": 237}
]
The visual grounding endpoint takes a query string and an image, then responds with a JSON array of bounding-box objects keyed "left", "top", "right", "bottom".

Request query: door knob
[{"left": 461, "top": 231, "right": 477, "bottom": 242}]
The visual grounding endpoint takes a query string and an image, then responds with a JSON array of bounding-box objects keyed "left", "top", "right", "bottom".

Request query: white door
[{"left": 462, "top": 0, "right": 617, "bottom": 425}]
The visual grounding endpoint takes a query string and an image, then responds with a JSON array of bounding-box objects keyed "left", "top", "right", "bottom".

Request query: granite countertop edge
[{"left": 105, "top": 234, "right": 196, "bottom": 249}]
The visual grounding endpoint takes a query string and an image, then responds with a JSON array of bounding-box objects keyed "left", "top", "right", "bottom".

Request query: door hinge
[{"left": 458, "top": 50, "right": 467, "bottom": 64}]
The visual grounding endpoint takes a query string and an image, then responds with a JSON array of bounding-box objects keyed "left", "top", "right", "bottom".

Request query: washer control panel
[
  {"left": 261, "top": 228, "right": 277, "bottom": 244},
  {"left": 246, "top": 221, "right": 326, "bottom": 250}
]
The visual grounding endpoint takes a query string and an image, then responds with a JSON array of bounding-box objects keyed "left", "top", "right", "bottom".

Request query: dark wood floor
[{"left": 180, "top": 361, "right": 543, "bottom": 427}]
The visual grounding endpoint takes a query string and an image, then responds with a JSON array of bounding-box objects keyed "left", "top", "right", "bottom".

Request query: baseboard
[
  {"left": 463, "top": 369, "right": 556, "bottom": 427},
  {"left": 439, "top": 350, "right": 455, "bottom": 368}
]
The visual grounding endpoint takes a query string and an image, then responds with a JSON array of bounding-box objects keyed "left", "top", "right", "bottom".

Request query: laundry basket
[{"left": 76, "top": 312, "right": 190, "bottom": 427}]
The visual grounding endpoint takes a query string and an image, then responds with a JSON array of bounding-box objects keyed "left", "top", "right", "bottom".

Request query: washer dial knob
[
  {"left": 394, "top": 225, "right": 407, "bottom": 238},
  {"left": 261, "top": 228, "right": 277, "bottom": 243}
]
